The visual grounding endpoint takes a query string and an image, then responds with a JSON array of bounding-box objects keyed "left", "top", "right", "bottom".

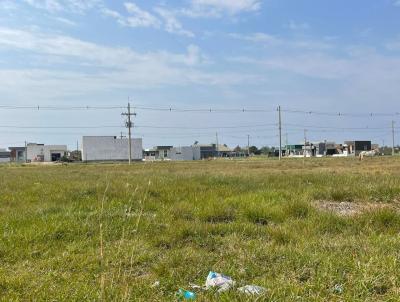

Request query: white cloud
[
  {"left": 53, "top": 16, "right": 77, "bottom": 26},
  {"left": 103, "top": 3, "right": 194, "bottom": 37},
  {"left": 0, "top": 26, "right": 252, "bottom": 100},
  {"left": 190, "top": 0, "right": 261, "bottom": 15},
  {"left": 394, "top": 0, "right": 400, "bottom": 7},
  {"left": 230, "top": 32, "right": 332, "bottom": 50},
  {"left": 154, "top": 7, "right": 194, "bottom": 37},
  {"left": 230, "top": 32, "right": 281, "bottom": 45},
  {"left": 122, "top": 2, "right": 161, "bottom": 28},
  {"left": 102, "top": 3, "right": 161, "bottom": 29},
  {"left": 287, "top": 20, "right": 310, "bottom": 31},
  {"left": 23, "top": 0, "right": 101, "bottom": 13}
]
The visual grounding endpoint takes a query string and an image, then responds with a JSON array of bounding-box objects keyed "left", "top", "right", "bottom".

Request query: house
[
  {"left": 286, "top": 144, "right": 305, "bottom": 156},
  {"left": 143, "top": 145, "right": 201, "bottom": 161},
  {"left": 196, "top": 144, "right": 234, "bottom": 159},
  {"left": 9, "top": 146, "right": 26, "bottom": 162},
  {"left": 27, "top": 143, "right": 68, "bottom": 162},
  {"left": 0, "top": 149, "right": 11, "bottom": 163},
  {"left": 344, "top": 141, "right": 372, "bottom": 156},
  {"left": 82, "top": 136, "right": 142, "bottom": 162},
  {"left": 143, "top": 146, "right": 173, "bottom": 160}
]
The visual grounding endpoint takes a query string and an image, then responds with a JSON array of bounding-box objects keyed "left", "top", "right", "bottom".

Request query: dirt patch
[{"left": 315, "top": 201, "right": 396, "bottom": 216}]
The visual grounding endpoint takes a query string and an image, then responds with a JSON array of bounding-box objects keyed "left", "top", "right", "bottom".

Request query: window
[{"left": 164, "top": 150, "right": 168, "bottom": 157}]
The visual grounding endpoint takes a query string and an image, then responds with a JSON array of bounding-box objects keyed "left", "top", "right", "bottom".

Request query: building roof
[
  {"left": 195, "top": 144, "right": 233, "bottom": 152},
  {"left": 8, "top": 146, "right": 25, "bottom": 151}
]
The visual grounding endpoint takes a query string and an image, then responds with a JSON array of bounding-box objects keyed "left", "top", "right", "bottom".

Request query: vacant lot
[{"left": 1, "top": 158, "right": 400, "bottom": 301}]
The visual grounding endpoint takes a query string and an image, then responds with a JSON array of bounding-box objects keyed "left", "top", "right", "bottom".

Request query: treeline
[{"left": 234, "top": 145, "right": 276, "bottom": 155}]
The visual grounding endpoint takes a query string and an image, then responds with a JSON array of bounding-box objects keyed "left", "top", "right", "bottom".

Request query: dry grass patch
[{"left": 314, "top": 201, "right": 398, "bottom": 216}]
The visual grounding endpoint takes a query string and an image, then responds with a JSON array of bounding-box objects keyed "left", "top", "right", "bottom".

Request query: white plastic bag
[
  {"left": 238, "top": 285, "right": 267, "bottom": 295},
  {"left": 205, "top": 271, "right": 235, "bottom": 292}
]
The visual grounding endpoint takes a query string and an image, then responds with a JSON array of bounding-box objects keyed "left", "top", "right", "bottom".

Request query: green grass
[{"left": 1, "top": 157, "right": 400, "bottom": 301}]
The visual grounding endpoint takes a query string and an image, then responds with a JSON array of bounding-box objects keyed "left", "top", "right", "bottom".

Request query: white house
[
  {"left": 143, "top": 145, "right": 200, "bottom": 161},
  {"left": 82, "top": 136, "right": 143, "bottom": 162},
  {"left": 27, "top": 143, "right": 68, "bottom": 162}
]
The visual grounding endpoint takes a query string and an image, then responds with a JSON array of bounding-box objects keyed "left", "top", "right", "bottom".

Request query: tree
[
  {"left": 259, "top": 146, "right": 271, "bottom": 155},
  {"left": 249, "top": 146, "right": 260, "bottom": 155},
  {"left": 233, "top": 145, "right": 243, "bottom": 152}
]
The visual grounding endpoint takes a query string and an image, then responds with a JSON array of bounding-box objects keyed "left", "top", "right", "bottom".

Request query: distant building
[
  {"left": 143, "top": 146, "right": 201, "bottom": 161},
  {"left": 144, "top": 146, "right": 173, "bottom": 161},
  {"left": 9, "top": 146, "right": 26, "bottom": 162},
  {"left": 0, "top": 149, "right": 10, "bottom": 163},
  {"left": 82, "top": 136, "right": 142, "bottom": 162},
  {"left": 27, "top": 143, "right": 68, "bottom": 162},
  {"left": 170, "top": 146, "right": 201, "bottom": 161},
  {"left": 197, "top": 144, "right": 235, "bottom": 159},
  {"left": 344, "top": 141, "right": 372, "bottom": 155}
]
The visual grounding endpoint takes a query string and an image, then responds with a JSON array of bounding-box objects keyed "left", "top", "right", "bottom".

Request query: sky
[{"left": 0, "top": 0, "right": 400, "bottom": 149}]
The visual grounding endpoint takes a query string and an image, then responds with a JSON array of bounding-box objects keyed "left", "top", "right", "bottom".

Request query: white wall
[
  {"left": 169, "top": 146, "right": 201, "bottom": 161},
  {"left": 82, "top": 136, "right": 143, "bottom": 161},
  {"left": 27, "top": 144, "right": 67, "bottom": 162}
]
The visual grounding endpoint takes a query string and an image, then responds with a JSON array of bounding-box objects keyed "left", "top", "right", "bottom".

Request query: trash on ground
[
  {"left": 238, "top": 285, "right": 267, "bottom": 295},
  {"left": 333, "top": 284, "right": 344, "bottom": 294},
  {"left": 151, "top": 281, "right": 160, "bottom": 288},
  {"left": 189, "top": 283, "right": 205, "bottom": 290},
  {"left": 205, "top": 271, "right": 235, "bottom": 292},
  {"left": 177, "top": 289, "right": 196, "bottom": 300}
]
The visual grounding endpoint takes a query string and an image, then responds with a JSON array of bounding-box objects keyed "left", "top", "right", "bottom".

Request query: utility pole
[
  {"left": 247, "top": 134, "right": 250, "bottom": 157},
  {"left": 392, "top": 121, "right": 396, "bottom": 156},
  {"left": 122, "top": 102, "right": 136, "bottom": 165},
  {"left": 304, "top": 129, "right": 307, "bottom": 158},
  {"left": 278, "top": 105, "right": 282, "bottom": 160}
]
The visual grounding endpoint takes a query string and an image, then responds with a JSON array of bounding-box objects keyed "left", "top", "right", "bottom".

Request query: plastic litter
[
  {"left": 238, "top": 285, "right": 267, "bottom": 295},
  {"left": 151, "top": 281, "right": 160, "bottom": 288},
  {"left": 177, "top": 289, "right": 196, "bottom": 300},
  {"left": 333, "top": 284, "right": 344, "bottom": 294},
  {"left": 205, "top": 271, "right": 235, "bottom": 292},
  {"left": 189, "top": 283, "right": 205, "bottom": 290}
]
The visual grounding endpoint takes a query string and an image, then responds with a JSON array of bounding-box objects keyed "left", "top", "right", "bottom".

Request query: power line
[
  {"left": 0, "top": 103, "right": 399, "bottom": 117},
  {"left": 0, "top": 105, "right": 125, "bottom": 110}
]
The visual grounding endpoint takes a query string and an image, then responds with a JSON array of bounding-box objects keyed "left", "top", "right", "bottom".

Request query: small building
[
  {"left": 0, "top": 149, "right": 11, "bottom": 163},
  {"left": 169, "top": 146, "right": 201, "bottom": 161},
  {"left": 82, "top": 136, "right": 142, "bottom": 162},
  {"left": 286, "top": 145, "right": 305, "bottom": 156},
  {"left": 143, "top": 146, "right": 173, "bottom": 161},
  {"left": 344, "top": 141, "right": 372, "bottom": 156},
  {"left": 9, "top": 146, "right": 26, "bottom": 162},
  {"left": 27, "top": 143, "right": 68, "bottom": 162},
  {"left": 197, "top": 144, "right": 234, "bottom": 159},
  {"left": 143, "top": 146, "right": 200, "bottom": 161}
]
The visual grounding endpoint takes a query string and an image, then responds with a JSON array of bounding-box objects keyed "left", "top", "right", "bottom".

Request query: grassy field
[{"left": 1, "top": 157, "right": 400, "bottom": 301}]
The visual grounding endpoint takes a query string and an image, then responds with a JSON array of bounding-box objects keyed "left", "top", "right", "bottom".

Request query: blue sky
[{"left": 0, "top": 0, "right": 400, "bottom": 149}]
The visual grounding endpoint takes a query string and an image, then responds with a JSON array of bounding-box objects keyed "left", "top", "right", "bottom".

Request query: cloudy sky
[{"left": 0, "top": 0, "right": 399, "bottom": 149}]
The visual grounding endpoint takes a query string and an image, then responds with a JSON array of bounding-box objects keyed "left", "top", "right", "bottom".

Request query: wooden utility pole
[
  {"left": 304, "top": 129, "right": 307, "bottom": 158},
  {"left": 122, "top": 102, "right": 136, "bottom": 165},
  {"left": 278, "top": 105, "right": 282, "bottom": 160}
]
